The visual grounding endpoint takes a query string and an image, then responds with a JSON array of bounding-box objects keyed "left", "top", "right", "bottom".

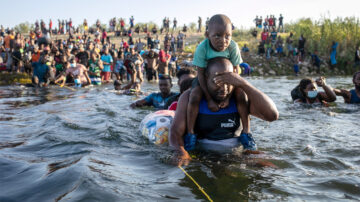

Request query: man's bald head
[{"left": 206, "top": 57, "right": 233, "bottom": 78}]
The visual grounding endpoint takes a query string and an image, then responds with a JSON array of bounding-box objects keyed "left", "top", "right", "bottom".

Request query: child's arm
[
  {"left": 198, "top": 67, "right": 218, "bottom": 111},
  {"left": 233, "top": 65, "right": 240, "bottom": 74},
  {"left": 197, "top": 67, "right": 211, "bottom": 101}
]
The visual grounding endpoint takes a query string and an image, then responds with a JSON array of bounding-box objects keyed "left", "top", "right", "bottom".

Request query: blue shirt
[
  {"left": 144, "top": 92, "right": 177, "bottom": 109},
  {"left": 101, "top": 54, "right": 113, "bottom": 72},
  {"left": 240, "top": 63, "right": 250, "bottom": 70},
  {"left": 271, "top": 31, "right": 277, "bottom": 40},
  {"left": 350, "top": 89, "right": 360, "bottom": 104},
  {"left": 32, "top": 62, "right": 49, "bottom": 83}
]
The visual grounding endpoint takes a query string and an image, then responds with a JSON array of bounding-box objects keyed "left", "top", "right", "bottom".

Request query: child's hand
[
  {"left": 208, "top": 99, "right": 219, "bottom": 112},
  {"left": 213, "top": 72, "right": 245, "bottom": 87}
]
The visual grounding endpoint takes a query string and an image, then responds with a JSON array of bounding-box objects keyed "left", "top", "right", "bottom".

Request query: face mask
[
  {"left": 70, "top": 63, "right": 76, "bottom": 68},
  {"left": 307, "top": 90, "right": 318, "bottom": 98},
  {"left": 68, "top": 45, "right": 73, "bottom": 49},
  {"left": 74, "top": 79, "right": 81, "bottom": 87},
  {"left": 46, "top": 62, "right": 51, "bottom": 66}
]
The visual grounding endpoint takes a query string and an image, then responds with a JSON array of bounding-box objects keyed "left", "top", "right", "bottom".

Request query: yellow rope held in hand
[
  {"left": 55, "top": 82, "right": 76, "bottom": 91},
  {"left": 178, "top": 166, "right": 213, "bottom": 202}
]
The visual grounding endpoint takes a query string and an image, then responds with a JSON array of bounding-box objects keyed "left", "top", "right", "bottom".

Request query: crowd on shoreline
[
  {"left": 245, "top": 14, "right": 360, "bottom": 75},
  {"left": 0, "top": 15, "right": 196, "bottom": 89}
]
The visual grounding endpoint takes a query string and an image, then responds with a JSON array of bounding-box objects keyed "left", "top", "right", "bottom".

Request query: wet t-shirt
[
  {"left": 195, "top": 98, "right": 240, "bottom": 140},
  {"left": 101, "top": 54, "right": 113, "bottom": 72},
  {"left": 32, "top": 62, "right": 49, "bottom": 83},
  {"left": 66, "top": 64, "right": 88, "bottom": 84},
  {"left": 144, "top": 92, "right": 177, "bottom": 109}
]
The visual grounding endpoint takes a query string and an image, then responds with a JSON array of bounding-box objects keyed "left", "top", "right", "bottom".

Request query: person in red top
[
  {"left": 49, "top": 19, "right": 53, "bottom": 34},
  {"left": 268, "top": 16, "right": 273, "bottom": 27},
  {"left": 158, "top": 49, "right": 170, "bottom": 75},
  {"left": 261, "top": 29, "right": 269, "bottom": 42},
  {"left": 120, "top": 18, "right": 125, "bottom": 31},
  {"left": 69, "top": 18, "right": 72, "bottom": 29},
  {"left": 101, "top": 29, "right": 107, "bottom": 45},
  {"left": 121, "top": 39, "right": 129, "bottom": 49}
]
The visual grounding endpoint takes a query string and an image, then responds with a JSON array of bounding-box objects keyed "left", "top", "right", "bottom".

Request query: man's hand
[
  {"left": 130, "top": 102, "right": 137, "bottom": 108},
  {"left": 316, "top": 76, "right": 326, "bottom": 87},
  {"left": 173, "top": 150, "right": 192, "bottom": 166}
]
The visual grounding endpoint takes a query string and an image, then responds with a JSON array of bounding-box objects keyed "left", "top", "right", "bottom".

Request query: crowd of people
[
  {"left": 0, "top": 15, "right": 195, "bottom": 88},
  {"left": 254, "top": 14, "right": 284, "bottom": 33},
  {"left": 249, "top": 14, "right": 360, "bottom": 76}
]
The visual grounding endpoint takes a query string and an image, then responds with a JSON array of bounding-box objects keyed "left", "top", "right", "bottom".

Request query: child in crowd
[
  {"left": 293, "top": 50, "right": 300, "bottom": 76},
  {"left": 186, "top": 14, "right": 255, "bottom": 151},
  {"left": 114, "top": 80, "right": 143, "bottom": 95},
  {"left": 114, "top": 52, "right": 125, "bottom": 82},
  {"left": 88, "top": 51, "right": 103, "bottom": 85}
]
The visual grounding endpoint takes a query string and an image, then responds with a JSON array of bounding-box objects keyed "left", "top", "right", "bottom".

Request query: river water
[{"left": 0, "top": 76, "right": 359, "bottom": 201}]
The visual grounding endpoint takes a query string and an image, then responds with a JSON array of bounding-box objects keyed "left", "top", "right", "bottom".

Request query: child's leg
[
  {"left": 187, "top": 86, "right": 203, "bottom": 134},
  {"left": 234, "top": 87, "right": 250, "bottom": 133}
]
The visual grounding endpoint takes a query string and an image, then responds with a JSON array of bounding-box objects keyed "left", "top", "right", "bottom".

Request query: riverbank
[
  {"left": 0, "top": 72, "right": 32, "bottom": 85},
  {"left": 1, "top": 52, "right": 358, "bottom": 86}
]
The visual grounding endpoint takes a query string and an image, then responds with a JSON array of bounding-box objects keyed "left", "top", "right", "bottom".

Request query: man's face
[
  {"left": 206, "top": 62, "right": 234, "bottom": 102},
  {"left": 353, "top": 73, "right": 360, "bottom": 89},
  {"left": 159, "top": 79, "right": 172, "bottom": 95},
  {"left": 207, "top": 23, "right": 232, "bottom": 52}
]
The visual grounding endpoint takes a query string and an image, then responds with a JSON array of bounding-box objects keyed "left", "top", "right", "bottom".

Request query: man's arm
[
  {"left": 316, "top": 77, "right": 336, "bottom": 102},
  {"left": 214, "top": 72, "right": 279, "bottom": 121},
  {"left": 130, "top": 93, "right": 153, "bottom": 108},
  {"left": 130, "top": 99, "right": 148, "bottom": 108},
  {"left": 84, "top": 70, "right": 91, "bottom": 85},
  {"left": 333, "top": 88, "right": 351, "bottom": 103},
  {"left": 169, "top": 90, "right": 191, "bottom": 166}
]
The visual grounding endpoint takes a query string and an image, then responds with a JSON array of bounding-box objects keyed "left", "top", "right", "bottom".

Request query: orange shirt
[
  {"left": 32, "top": 51, "right": 41, "bottom": 62},
  {"left": 30, "top": 32, "right": 36, "bottom": 40}
]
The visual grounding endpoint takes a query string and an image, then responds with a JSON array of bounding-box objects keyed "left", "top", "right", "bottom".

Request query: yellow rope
[
  {"left": 178, "top": 166, "right": 213, "bottom": 202},
  {"left": 55, "top": 82, "right": 76, "bottom": 91}
]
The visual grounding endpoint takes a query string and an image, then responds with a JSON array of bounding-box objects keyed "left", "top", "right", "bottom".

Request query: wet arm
[
  {"left": 84, "top": 71, "right": 91, "bottom": 85},
  {"left": 333, "top": 88, "right": 351, "bottom": 103},
  {"left": 169, "top": 90, "right": 191, "bottom": 164},
  {"left": 130, "top": 99, "right": 148, "bottom": 108},
  {"left": 320, "top": 84, "right": 336, "bottom": 102},
  {"left": 98, "top": 60, "right": 104, "bottom": 70},
  {"left": 238, "top": 79, "right": 279, "bottom": 121},
  {"left": 214, "top": 73, "right": 278, "bottom": 121}
]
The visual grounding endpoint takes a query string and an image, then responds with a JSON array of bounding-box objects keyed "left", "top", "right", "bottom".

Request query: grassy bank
[{"left": 0, "top": 72, "right": 32, "bottom": 85}]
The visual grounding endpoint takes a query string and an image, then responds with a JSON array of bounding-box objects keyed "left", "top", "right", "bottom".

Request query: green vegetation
[{"left": 0, "top": 73, "right": 32, "bottom": 85}]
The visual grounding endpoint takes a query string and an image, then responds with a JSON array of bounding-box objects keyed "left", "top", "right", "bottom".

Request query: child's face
[{"left": 207, "top": 23, "right": 232, "bottom": 52}]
